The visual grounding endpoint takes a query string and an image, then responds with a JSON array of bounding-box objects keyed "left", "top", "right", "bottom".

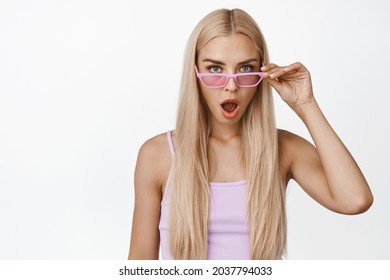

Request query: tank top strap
[{"left": 166, "top": 130, "right": 175, "bottom": 159}]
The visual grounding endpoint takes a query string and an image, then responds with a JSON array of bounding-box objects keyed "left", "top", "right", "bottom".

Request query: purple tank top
[{"left": 159, "top": 131, "right": 250, "bottom": 259}]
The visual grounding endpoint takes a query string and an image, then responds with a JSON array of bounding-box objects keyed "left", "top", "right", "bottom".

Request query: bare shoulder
[
  {"left": 130, "top": 132, "right": 173, "bottom": 259},
  {"left": 136, "top": 131, "right": 173, "bottom": 190},
  {"left": 278, "top": 128, "right": 314, "bottom": 148},
  {"left": 138, "top": 132, "right": 171, "bottom": 161},
  {"left": 278, "top": 128, "right": 308, "bottom": 145},
  {"left": 277, "top": 129, "right": 315, "bottom": 182}
]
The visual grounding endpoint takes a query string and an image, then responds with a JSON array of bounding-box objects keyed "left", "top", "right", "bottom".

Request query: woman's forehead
[{"left": 197, "top": 34, "right": 259, "bottom": 64}]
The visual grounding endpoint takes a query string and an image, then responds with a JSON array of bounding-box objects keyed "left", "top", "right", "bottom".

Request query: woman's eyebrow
[
  {"left": 202, "top": 58, "right": 226, "bottom": 65},
  {"left": 238, "top": 58, "right": 259, "bottom": 64},
  {"left": 202, "top": 58, "right": 259, "bottom": 65}
]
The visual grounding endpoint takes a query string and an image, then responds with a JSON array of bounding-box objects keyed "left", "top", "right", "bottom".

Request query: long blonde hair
[{"left": 169, "top": 8, "right": 286, "bottom": 259}]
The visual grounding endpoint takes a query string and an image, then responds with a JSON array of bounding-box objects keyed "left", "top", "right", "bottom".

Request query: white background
[{"left": 0, "top": 0, "right": 389, "bottom": 259}]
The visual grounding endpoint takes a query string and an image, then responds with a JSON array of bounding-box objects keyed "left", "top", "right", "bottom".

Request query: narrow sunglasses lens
[
  {"left": 202, "top": 75, "right": 227, "bottom": 87},
  {"left": 236, "top": 74, "right": 261, "bottom": 86}
]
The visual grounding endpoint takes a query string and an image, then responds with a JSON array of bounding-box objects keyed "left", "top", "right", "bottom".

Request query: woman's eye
[
  {"left": 240, "top": 65, "right": 253, "bottom": 72},
  {"left": 208, "top": 66, "right": 222, "bottom": 73}
]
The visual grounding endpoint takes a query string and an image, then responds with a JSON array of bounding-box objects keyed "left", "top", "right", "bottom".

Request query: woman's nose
[{"left": 224, "top": 77, "right": 238, "bottom": 91}]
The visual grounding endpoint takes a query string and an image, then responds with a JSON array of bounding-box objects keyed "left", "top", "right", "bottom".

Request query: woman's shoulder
[
  {"left": 136, "top": 131, "right": 174, "bottom": 187},
  {"left": 277, "top": 128, "right": 314, "bottom": 151},
  {"left": 277, "top": 128, "right": 297, "bottom": 140},
  {"left": 277, "top": 128, "right": 313, "bottom": 181},
  {"left": 138, "top": 131, "right": 173, "bottom": 162},
  {"left": 140, "top": 131, "right": 169, "bottom": 149}
]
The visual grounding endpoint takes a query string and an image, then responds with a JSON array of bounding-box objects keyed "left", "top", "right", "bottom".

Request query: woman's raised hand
[{"left": 261, "top": 62, "right": 314, "bottom": 110}]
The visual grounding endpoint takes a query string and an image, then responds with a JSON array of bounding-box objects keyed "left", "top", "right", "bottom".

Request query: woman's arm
[
  {"left": 128, "top": 138, "right": 166, "bottom": 259},
  {"left": 264, "top": 62, "right": 373, "bottom": 214}
]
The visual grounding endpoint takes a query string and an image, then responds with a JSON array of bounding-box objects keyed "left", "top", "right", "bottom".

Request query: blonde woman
[{"left": 128, "top": 8, "right": 373, "bottom": 260}]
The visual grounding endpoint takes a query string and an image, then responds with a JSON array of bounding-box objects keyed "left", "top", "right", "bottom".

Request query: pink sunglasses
[{"left": 195, "top": 66, "right": 264, "bottom": 88}]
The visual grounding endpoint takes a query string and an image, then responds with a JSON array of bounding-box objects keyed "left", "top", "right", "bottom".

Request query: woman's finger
[
  {"left": 283, "top": 62, "right": 305, "bottom": 74},
  {"left": 261, "top": 63, "right": 279, "bottom": 72},
  {"left": 264, "top": 75, "right": 282, "bottom": 93},
  {"left": 263, "top": 66, "right": 288, "bottom": 79}
]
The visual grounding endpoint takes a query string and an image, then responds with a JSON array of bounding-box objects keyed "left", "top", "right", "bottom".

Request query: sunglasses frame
[{"left": 195, "top": 66, "right": 264, "bottom": 88}]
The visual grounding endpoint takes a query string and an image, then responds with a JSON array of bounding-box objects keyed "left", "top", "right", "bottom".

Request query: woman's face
[{"left": 196, "top": 33, "right": 260, "bottom": 126}]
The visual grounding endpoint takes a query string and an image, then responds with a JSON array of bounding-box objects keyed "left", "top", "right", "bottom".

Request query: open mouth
[
  {"left": 221, "top": 102, "right": 238, "bottom": 112},
  {"left": 220, "top": 99, "right": 239, "bottom": 119}
]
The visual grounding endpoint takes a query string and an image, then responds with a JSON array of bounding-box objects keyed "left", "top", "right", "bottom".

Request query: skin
[{"left": 128, "top": 33, "right": 373, "bottom": 259}]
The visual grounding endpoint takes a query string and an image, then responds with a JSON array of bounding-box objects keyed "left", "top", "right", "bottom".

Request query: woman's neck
[{"left": 209, "top": 120, "right": 242, "bottom": 142}]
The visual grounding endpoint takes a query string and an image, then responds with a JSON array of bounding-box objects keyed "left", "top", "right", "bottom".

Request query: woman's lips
[{"left": 220, "top": 99, "right": 239, "bottom": 119}]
